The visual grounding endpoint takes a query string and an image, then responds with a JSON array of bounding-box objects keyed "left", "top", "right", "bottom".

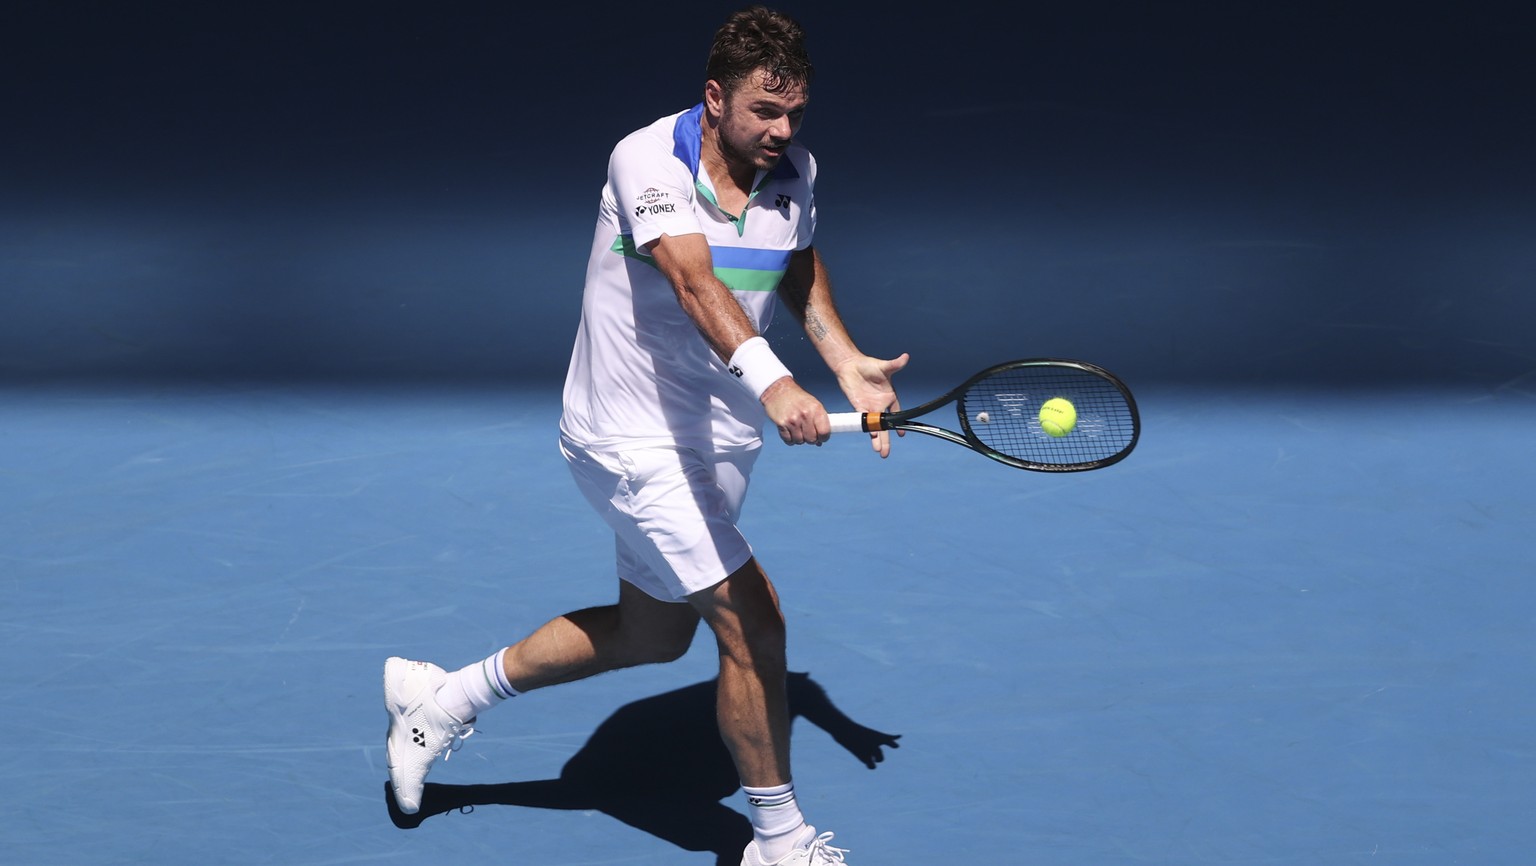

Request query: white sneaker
[
  {"left": 383, "top": 656, "right": 475, "bottom": 814},
  {"left": 742, "top": 826, "right": 850, "bottom": 865}
]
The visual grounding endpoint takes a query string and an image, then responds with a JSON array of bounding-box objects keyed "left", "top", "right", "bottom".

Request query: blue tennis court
[
  {"left": 5, "top": 1, "right": 1532, "bottom": 862},
  {"left": 5, "top": 379, "right": 1531, "bottom": 863}
]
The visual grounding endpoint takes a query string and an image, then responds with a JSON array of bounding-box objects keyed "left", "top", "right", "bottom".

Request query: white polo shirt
[{"left": 560, "top": 104, "right": 818, "bottom": 453}]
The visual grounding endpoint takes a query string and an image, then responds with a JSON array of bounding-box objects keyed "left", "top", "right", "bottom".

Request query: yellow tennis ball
[{"left": 1039, "top": 397, "right": 1077, "bottom": 437}]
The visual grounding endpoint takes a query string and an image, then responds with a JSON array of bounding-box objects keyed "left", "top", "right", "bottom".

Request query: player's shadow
[{"left": 385, "top": 671, "right": 900, "bottom": 866}]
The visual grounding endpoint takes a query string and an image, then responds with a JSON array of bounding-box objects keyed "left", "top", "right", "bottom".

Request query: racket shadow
[{"left": 385, "top": 672, "right": 900, "bottom": 866}]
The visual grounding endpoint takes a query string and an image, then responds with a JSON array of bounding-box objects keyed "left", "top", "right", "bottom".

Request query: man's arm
[
  {"left": 647, "top": 232, "right": 830, "bottom": 446},
  {"left": 779, "top": 245, "right": 909, "bottom": 457}
]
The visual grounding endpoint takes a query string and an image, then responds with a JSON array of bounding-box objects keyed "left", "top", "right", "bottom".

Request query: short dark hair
[{"left": 704, "top": 6, "right": 814, "bottom": 97}]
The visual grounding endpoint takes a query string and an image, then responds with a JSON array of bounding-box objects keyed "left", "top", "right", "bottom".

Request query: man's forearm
[{"left": 780, "top": 246, "right": 861, "bottom": 370}]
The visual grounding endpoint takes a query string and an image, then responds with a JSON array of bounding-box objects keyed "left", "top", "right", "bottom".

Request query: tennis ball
[{"left": 1039, "top": 397, "right": 1077, "bottom": 437}]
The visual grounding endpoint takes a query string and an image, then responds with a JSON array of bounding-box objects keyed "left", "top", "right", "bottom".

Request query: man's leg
[
  {"left": 691, "top": 557, "right": 846, "bottom": 864},
  {"left": 501, "top": 580, "right": 701, "bottom": 692},
  {"left": 386, "top": 581, "right": 699, "bottom": 814},
  {"left": 688, "top": 556, "right": 790, "bottom": 786}
]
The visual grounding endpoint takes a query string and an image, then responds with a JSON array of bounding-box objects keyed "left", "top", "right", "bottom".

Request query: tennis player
[{"left": 384, "top": 7, "right": 906, "bottom": 864}]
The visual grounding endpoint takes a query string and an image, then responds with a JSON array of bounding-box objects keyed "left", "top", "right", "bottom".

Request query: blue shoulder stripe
[{"left": 672, "top": 104, "right": 704, "bottom": 177}]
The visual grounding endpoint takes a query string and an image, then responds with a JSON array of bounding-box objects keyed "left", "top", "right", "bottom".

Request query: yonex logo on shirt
[
  {"left": 635, "top": 187, "right": 675, "bottom": 217},
  {"left": 775, "top": 194, "right": 791, "bottom": 209}
]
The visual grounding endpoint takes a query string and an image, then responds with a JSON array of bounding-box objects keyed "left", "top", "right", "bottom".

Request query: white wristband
[{"left": 727, "top": 336, "right": 793, "bottom": 400}]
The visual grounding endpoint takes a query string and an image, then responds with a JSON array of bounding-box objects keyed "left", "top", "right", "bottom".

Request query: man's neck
[{"left": 699, "top": 119, "right": 757, "bottom": 199}]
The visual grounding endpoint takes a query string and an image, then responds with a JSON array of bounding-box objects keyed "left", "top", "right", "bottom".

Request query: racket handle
[{"left": 827, "top": 412, "right": 882, "bottom": 434}]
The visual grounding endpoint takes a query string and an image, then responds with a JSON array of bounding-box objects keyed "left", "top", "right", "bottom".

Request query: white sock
[
  {"left": 743, "top": 782, "right": 808, "bottom": 863},
  {"left": 435, "top": 648, "right": 518, "bottom": 722}
]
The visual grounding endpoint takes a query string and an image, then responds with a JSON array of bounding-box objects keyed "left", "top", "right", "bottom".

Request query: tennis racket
[{"left": 827, "top": 358, "right": 1140, "bottom": 472}]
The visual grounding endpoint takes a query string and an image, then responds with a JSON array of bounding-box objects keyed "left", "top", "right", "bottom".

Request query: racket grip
[{"left": 827, "top": 412, "right": 877, "bottom": 434}]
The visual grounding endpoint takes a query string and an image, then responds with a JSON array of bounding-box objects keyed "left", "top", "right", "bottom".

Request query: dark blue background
[{"left": 4, "top": 1, "right": 1532, "bottom": 387}]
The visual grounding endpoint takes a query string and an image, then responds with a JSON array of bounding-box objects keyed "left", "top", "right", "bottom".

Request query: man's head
[
  {"left": 703, "top": 7, "right": 814, "bottom": 174},
  {"left": 705, "top": 6, "right": 813, "bottom": 100}
]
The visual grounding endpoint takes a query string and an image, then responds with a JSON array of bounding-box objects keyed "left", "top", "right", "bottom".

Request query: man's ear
[{"left": 703, "top": 79, "right": 725, "bottom": 116}]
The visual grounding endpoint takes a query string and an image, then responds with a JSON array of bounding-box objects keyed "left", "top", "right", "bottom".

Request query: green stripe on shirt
[{"left": 610, "top": 236, "right": 785, "bottom": 292}]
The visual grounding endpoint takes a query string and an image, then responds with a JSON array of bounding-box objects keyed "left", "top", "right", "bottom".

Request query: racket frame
[{"left": 827, "top": 358, "right": 1140, "bottom": 472}]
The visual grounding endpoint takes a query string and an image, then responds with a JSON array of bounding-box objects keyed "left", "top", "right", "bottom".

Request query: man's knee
[
  {"left": 639, "top": 620, "right": 698, "bottom": 664},
  {"left": 613, "top": 605, "right": 699, "bottom": 666},
  {"left": 694, "top": 559, "right": 787, "bottom": 662},
  {"left": 608, "top": 579, "right": 703, "bottom": 667}
]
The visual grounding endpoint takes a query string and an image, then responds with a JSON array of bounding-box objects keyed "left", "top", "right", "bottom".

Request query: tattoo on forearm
[{"left": 805, "top": 308, "right": 830, "bottom": 342}]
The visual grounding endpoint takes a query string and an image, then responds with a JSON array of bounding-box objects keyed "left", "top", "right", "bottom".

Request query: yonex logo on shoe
[{"left": 412, "top": 727, "right": 427, "bottom": 748}]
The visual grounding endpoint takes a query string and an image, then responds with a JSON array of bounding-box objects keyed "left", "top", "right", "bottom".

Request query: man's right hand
[{"left": 761, "top": 377, "right": 830, "bottom": 446}]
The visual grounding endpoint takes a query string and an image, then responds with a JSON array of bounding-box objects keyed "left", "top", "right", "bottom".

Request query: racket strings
[{"left": 958, "top": 366, "right": 1136, "bottom": 467}]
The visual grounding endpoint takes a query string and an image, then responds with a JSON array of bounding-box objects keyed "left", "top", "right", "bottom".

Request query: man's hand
[
  {"left": 761, "top": 377, "right": 831, "bottom": 446},
  {"left": 833, "top": 352, "right": 910, "bottom": 458}
]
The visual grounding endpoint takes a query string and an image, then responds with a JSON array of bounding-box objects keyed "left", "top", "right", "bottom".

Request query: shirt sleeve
[
  {"left": 796, "top": 150, "right": 817, "bottom": 251},
  {"left": 609, "top": 132, "right": 702, "bottom": 250}
]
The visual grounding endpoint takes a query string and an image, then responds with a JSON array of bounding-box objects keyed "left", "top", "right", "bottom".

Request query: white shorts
[{"left": 560, "top": 436, "right": 760, "bottom": 602}]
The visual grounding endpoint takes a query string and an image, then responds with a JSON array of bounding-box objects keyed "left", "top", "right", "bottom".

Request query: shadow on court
[{"left": 386, "top": 672, "right": 901, "bottom": 865}]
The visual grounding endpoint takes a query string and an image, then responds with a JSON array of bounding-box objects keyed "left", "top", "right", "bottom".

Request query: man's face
[{"left": 712, "top": 69, "right": 809, "bottom": 173}]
